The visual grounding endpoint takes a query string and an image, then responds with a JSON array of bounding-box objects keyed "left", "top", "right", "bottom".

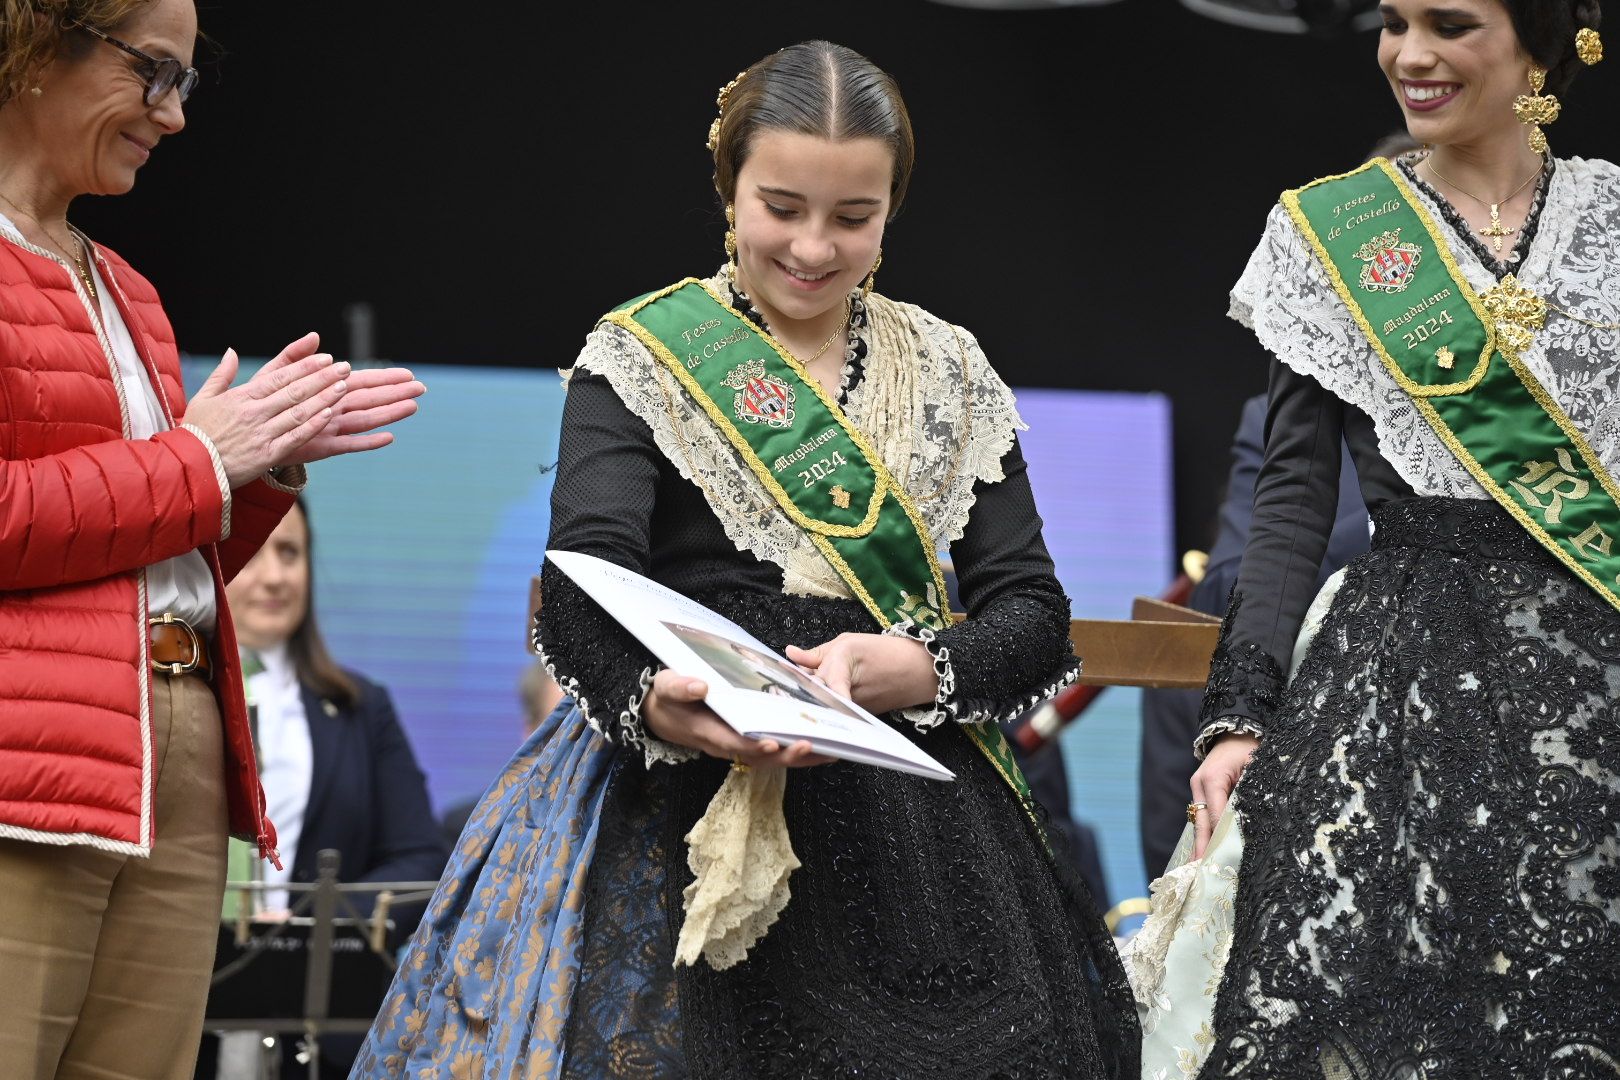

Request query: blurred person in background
[
  {"left": 0, "top": 2, "right": 422, "bottom": 1077},
  {"left": 199, "top": 496, "right": 447, "bottom": 1078},
  {"left": 438, "top": 658, "right": 564, "bottom": 848}
]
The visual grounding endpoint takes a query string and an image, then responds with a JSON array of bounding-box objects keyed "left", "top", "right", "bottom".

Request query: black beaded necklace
[{"left": 726, "top": 273, "right": 870, "bottom": 404}]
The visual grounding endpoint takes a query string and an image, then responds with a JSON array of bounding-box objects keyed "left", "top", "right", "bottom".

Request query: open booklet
[{"left": 546, "top": 549, "right": 954, "bottom": 782}]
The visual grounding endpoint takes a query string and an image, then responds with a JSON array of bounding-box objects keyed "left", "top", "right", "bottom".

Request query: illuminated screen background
[{"left": 184, "top": 359, "right": 1171, "bottom": 908}]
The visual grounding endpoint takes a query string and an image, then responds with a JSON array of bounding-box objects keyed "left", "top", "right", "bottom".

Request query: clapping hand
[{"left": 184, "top": 332, "right": 424, "bottom": 487}]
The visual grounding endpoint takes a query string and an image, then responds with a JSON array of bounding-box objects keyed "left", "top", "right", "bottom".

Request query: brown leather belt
[{"left": 149, "top": 613, "right": 211, "bottom": 677}]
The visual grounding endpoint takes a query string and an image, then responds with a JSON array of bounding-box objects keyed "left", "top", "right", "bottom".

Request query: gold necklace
[
  {"left": 1423, "top": 156, "right": 1543, "bottom": 254},
  {"left": 0, "top": 191, "right": 97, "bottom": 301},
  {"left": 786, "top": 298, "right": 852, "bottom": 367},
  {"left": 68, "top": 234, "right": 99, "bottom": 305}
]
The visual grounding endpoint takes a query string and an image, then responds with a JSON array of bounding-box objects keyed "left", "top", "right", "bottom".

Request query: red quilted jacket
[{"left": 0, "top": 231, "right": 286, "bottom": 861}]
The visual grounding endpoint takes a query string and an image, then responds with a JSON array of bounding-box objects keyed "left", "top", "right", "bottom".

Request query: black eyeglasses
[{"left": 73, "top": 22, "right": 198, "bottom": 107}]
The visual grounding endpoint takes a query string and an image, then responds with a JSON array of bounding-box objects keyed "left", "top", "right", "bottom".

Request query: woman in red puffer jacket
[{"left": 0, "top": 3, "right": 424, "bottom": 1077}]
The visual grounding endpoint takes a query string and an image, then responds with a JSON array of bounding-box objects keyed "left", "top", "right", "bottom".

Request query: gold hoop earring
[
  {"left": 862, "top": 250, "right": 882, "bottom": 298},
  {"left": 1512, "top": 65, "right": 1560, "bottom": 155},
  {"left": 724, "top": 204, "right": 738, "bottom": 276}
]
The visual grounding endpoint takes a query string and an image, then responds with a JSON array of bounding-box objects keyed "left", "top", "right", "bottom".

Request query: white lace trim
[
  {"left": 884, "top": 621, "right": 1082, "bottom": 732},
  {"left": 882, "top": 622, "right": 957, "bottom": 731},
  {"left": 532, "top": 618, "right": 697, "bottom": 766},
  {"left": 1192, "top": 718, "right": 1266, "bottom": 761},
  {"left": 570, "top": 270, "right": 1026, "bottom": 603},
  {"left": 1230, "top": 156, "right": 1620, "bottom": 496}
]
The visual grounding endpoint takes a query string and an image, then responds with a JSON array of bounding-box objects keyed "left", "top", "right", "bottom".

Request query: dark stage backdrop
[{"left": 73, "top": 1, "right": 1618, "bottom": 566}]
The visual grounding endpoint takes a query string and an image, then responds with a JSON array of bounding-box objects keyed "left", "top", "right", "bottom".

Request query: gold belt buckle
[{"left": 149, "top": 612, "right": 204, "bottom": 676}]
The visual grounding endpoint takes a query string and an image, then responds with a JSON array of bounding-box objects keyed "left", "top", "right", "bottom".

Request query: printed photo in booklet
[{"left": 545, "top": 549, "right": 954, "bottom": 781}]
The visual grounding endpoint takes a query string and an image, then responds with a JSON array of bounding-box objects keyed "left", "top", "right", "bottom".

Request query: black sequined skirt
[
  {"left": 1200, "top": 496, "right": 1620, "bottom": 1080},
  {"left": 561, "top": 718, "right": 1139, "bottom": 1080}
]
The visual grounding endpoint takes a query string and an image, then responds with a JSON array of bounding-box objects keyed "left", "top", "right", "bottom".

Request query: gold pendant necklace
[
  {"left": 1424, "top": 156, "right": 1543, "bottom": 254},
  {"left": 786, "top": 298, "right": 852, "bottom": 367},
  {"left": 70, "top": 235, "right": 99, "bottom": 306},
  {"left": 0, "top": 190, "right": 97, "bottom": 302}
]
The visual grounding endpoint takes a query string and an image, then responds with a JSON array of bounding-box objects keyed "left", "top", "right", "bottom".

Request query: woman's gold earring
[
  {"left": 863, "top": 250, "right": 882, "bottom": 298},
  {"left": 724, "top": 204, "right": 738, "bottom": 275},
  {"left": 1512, "top": 64, "right": 1560, "bottom": 154}
]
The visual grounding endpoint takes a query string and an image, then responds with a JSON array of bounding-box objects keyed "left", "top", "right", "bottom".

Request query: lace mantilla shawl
[
  {"left": 1231, "top": 156, "right": 1620, "bottom": 497},
  {"left": 568, "top": 271, "right": 1025, "bottom": 604}
]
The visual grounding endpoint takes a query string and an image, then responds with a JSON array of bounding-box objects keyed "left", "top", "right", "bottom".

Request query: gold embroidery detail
[
  {"left": 1282, "top": 160, "right": 1620, "bottom": 616},
  {"left": 1281, "top": 160, "right": 1495, "bottom": 399},
  {"left": 1435, "top": 346, "right": 1456, "bottom": 370},
  {"left": 830, "top": 484, "right": 851, "bottom": 509},
  {"left": 602, "top": 280, "right": 952, "bottom": 629}
]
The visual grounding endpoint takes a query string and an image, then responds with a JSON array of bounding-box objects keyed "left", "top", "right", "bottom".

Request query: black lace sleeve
[
  {"left": 536, "top": 370, "right": 690, "bottom": 762},
  {"left": 1195, "top": 356, "right": 1344, "bottom": 750},
  {"left": 899, "top": 436, "right": 1079, "bottom": 727}
]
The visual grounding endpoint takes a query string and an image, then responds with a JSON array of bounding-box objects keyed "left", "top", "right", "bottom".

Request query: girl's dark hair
[
  {"left": 286, "top": 496, "right": 359, "bottom": 711},
  {"left": 1503, "top": 0, "right": 1602, "bottom": 95},
  {"left": 710, "top": 40, "right": 915, "bottom": 221}
]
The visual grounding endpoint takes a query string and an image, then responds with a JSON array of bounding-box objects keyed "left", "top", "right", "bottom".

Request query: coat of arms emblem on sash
[
  {"left": 722, "top": 359, "right": 796, "bottom": 429},
  {"left": 1354, "top": 228, "right": 1422, "bottom": 294}
]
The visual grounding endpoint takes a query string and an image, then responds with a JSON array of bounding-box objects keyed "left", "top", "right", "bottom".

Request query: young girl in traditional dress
[{"left": 352, "top": 40, "right": 1137, "bottom": 1080}]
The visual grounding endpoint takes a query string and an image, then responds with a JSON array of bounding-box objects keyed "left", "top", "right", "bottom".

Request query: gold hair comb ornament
[
  {"left": 706, "top": 70, "right": 749, "bottom": 153},
  {"left": 1577, "top": 27, "right": 1604, "bottom": 66},
  {"left": 1512, "top": 65, "right": 1560, "bottom": 154}
]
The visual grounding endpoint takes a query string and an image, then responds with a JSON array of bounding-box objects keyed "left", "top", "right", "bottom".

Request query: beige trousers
[{"left": 0, "top": 673, "right": 228, "bottom": 1080}]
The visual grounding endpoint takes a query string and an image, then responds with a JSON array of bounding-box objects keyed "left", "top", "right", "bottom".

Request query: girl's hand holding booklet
[{"left": 546, "top": 549, "right": 954, "bottom": 781}]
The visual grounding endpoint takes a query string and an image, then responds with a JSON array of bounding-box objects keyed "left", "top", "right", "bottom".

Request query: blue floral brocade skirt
[{"left": 349, "top": 700, "right": 612, "bottom": 1078}]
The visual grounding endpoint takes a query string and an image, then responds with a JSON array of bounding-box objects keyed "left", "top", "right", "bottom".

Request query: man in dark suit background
[{"left": 1139, "top": 130, "right": 1421, "bottom": 882}]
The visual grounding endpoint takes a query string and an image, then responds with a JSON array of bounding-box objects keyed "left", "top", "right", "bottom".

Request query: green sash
[
  {"left": 1286, "top": 160, "right": 1620, "bottom": 614},
  {"left": 603, "top": 279, "right": 1037, "bottom": 811}
]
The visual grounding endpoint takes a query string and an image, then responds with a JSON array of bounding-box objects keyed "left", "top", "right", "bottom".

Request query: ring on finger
[
  {"left": 1186, "top": 801, "right": 1208, "bottom": 824},
  {"left": 731, "top": 758, "right": 750, "bottom": 774}
]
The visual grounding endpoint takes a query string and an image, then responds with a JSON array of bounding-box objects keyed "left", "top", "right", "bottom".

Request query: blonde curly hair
[{"left": 0, "top": 0, "right": 150, "bottom": 110}]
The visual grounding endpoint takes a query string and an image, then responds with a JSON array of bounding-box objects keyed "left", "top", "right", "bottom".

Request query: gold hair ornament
[
  {"left": 1577, "top": 27, "right": 1604, "bottom": 66},
  {"left": 705, "top": 70, "right": 748, "bottom": 153},
  {"left": 1512, "top": 65, "right": 1560, "bottom": 154},
  {"left": 862, "top": 250, "right": 882, "bottom": 298}
]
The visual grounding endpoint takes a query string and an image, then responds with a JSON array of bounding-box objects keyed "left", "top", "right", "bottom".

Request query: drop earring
[
  {"left": 724, "top": 204, "right": 739, "bottom": 278},
  {"left": 1512, "top": 65, "right": 1560, "bottom": 154},
  {"left": 862, "top": 250, "right": 882, "bottom": 298}
]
